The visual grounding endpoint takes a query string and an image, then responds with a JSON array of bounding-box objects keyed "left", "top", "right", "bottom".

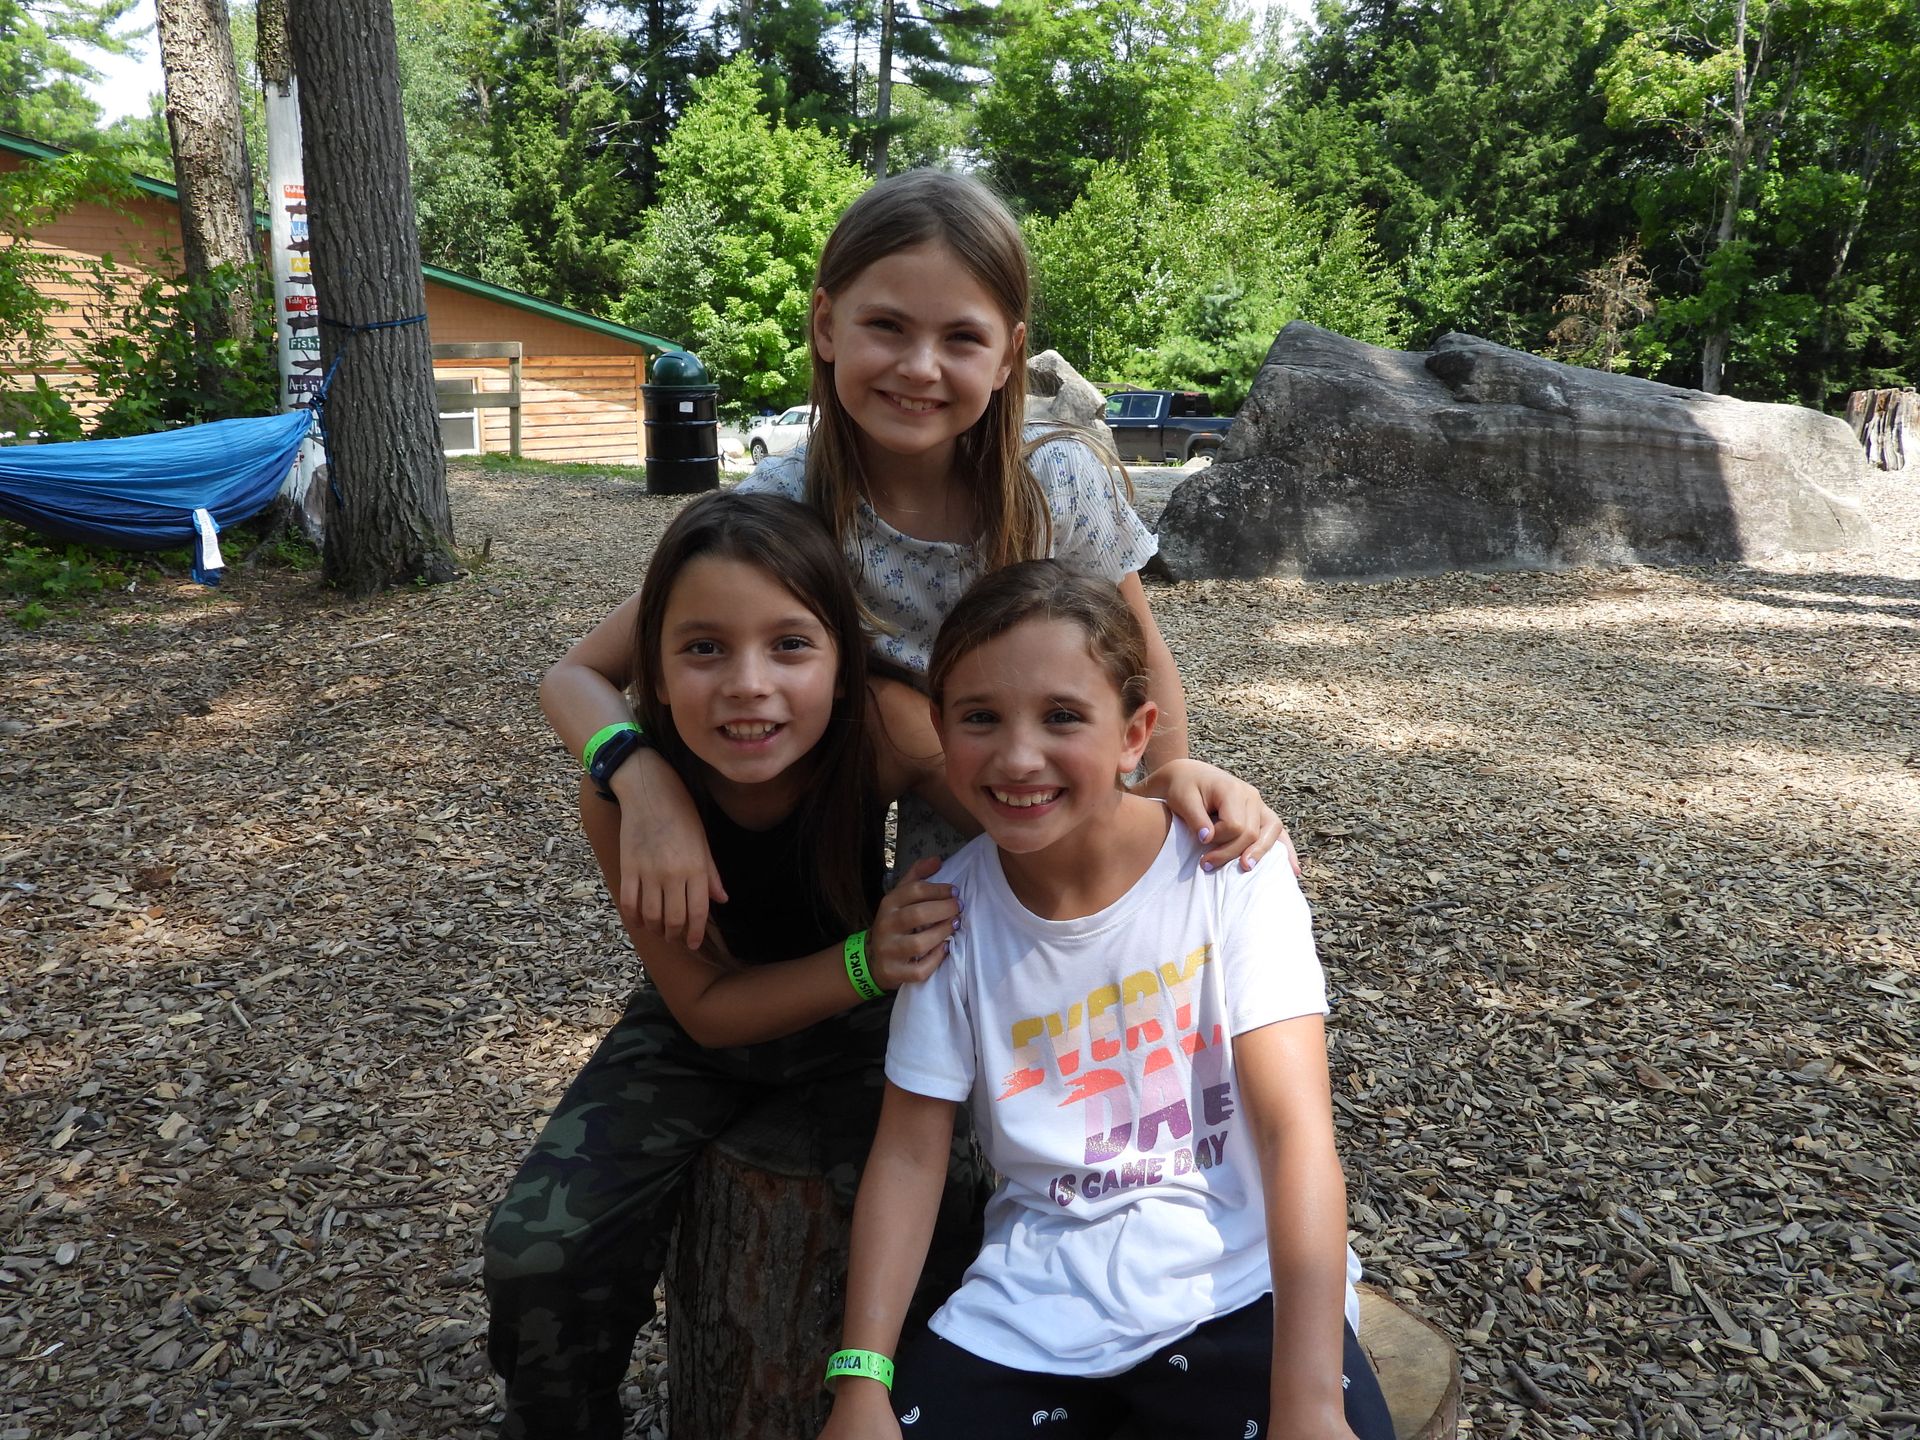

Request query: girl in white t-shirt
[{"left": 818, "top": 562, "right": 1395, "bottom": 1440}]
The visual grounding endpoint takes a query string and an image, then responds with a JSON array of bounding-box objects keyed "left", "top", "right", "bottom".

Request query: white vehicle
[{"left": 746, "top": 404, "right": 815, "bottom": 461}]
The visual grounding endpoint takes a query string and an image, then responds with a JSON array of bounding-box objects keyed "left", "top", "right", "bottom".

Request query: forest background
[{"left": 6, "top": 0, "right": 1919, "bottom": 423}]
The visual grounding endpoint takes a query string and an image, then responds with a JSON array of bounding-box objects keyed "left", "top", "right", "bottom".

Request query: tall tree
[
  {"left": 738, "top": 0, "right": 856, "bottom": 134},
  {"left": 0, "top": 0, "right": 136, "bottom": 147},
  {"left": 287, "top": 0, "right": 458, "bottom": 595},
  {"left": 1254, "top": 0, "right": 1619, "bottom": 346},
  {"left": 391, "top": 0, "right": 528, "bottom": 286},
  {"left": 859, "top": 0, "right": 996, "bottom": 177},
  {"left": 154, "top": 0, "right": 257, "bottom": 340},
  {"left": 606, "top": 0, "right": 711, "bottom": 207},
  {"left": 620, "top": 55, "right": 867, "bottom": 413},
  {"left": 1596, "top": 0, "right": 1805, "bottom": 391},
  {"left": 1594, "top": 0, "right": 1918, "bottom": 398},
  {"left": 491, "top": 0, "right": 641, "bottom": 310},
  {"left": 972, "top": 0, "right": 1247, "bottom": 214}
]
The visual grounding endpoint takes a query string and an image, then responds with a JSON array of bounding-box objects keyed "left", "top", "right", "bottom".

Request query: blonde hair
[{"left": 805, "top": 169, "right": 1051, "bottom": 573}]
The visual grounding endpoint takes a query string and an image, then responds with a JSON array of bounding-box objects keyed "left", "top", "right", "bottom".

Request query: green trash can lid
[{"left": 651, "top": 351, "right": 711, "bottom": 386}]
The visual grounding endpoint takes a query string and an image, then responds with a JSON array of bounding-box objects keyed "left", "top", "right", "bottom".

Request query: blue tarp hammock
[{"left": 0, "top": 409, "right": 313, "bottom": 584}]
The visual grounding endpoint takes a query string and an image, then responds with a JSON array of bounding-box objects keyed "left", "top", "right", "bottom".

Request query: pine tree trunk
[
  {"left": 1847, "top": 388, "right": 1917, "bottom": 473},
  {"left": 873, "top": 0, "right": 894, "bottom": 179},
  {"left": 287, "top": 0, "right": 458, "bottom": 596},
  {"left": 154, "top": 0, "right": 257, "bottom": 340}
]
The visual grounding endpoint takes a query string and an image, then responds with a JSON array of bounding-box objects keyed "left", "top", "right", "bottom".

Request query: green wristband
[
  {"left": 824, "top": 1348, "right": 894, "bottom": 1391},
  {"left": 842, "top": 930, "right": 883, "bottom": 1002},
  {"left": 581, "top": 721, "right": 640, "bottom": 774}
]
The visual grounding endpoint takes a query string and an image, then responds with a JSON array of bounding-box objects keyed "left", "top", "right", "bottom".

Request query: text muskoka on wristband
[
  {"left": 842, "top": 930, "right": 883, "bottom": 1001},
  {"left": 824, "top": 1348, "right": 894, "bottom": 1391}
]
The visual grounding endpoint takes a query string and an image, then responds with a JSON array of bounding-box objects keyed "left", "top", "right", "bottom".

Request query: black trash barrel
[{"left": 644, "top": 350, "right": 720, "bottom": 495}]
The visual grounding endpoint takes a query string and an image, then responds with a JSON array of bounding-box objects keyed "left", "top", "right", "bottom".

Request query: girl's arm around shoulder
[
  {"left": 578, "top": 779, "right": 958, "bottom": 1048},
  {"left": 818, "top": 1082, "right": 958, "bottom": 1440},
  {"left": 542, "top": 589, "right": 722, "bottom": 950},
  {"left": 1133, "top": 756, "right": 1297, "bottom": 876},
  {"left": 1233, "top": 1015, "right": 1362, "bottom": 1440}
]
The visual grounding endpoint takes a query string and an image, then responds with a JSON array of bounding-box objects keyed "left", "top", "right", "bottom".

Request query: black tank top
[{"left": 700, "top": 795, "right": 885, "bottom": 965}]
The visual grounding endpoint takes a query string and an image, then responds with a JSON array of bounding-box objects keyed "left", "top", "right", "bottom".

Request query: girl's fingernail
[
  {"left": 1197, "top": 826, "right": 1212, "bottom": 842},
  {"left": 1201, "top": 861, "right": 1215, "bottom": 873},
  {"left": 952, "top": 917, "right": 961, "bottom": 931}
]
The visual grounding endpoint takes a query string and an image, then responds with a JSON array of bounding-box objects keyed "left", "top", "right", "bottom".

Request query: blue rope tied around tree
[{"left": 309, "top": 313, "right": 429, "bottom": 505}]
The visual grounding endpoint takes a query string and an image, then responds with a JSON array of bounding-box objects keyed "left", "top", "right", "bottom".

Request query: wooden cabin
[{"left": 1, "top": 130, "right": 677, "bottom": 465}]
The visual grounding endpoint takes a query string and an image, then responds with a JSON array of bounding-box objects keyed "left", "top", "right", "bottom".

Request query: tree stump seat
[
  {"left": 664, "top": 1092, "right": 856, "bottom": 1440},
  {"left": 665, "top": 1094, "right": 1460, "bottom": 1440},
  {"left": 1357, "top": 1285, "right": 1462, "bottom": 1440}
]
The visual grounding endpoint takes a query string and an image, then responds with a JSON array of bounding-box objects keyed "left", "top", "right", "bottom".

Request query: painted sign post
[{"left": 263, "top": 69, "right": 324, "bottom": 510}]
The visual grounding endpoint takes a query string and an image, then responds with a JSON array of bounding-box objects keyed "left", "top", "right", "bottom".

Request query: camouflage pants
[{"left": 482, "top": 982, "right": 894, "bottom": 1440}]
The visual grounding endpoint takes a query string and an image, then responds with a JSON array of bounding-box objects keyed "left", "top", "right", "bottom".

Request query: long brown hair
[
  {"left": 928, "top": 560, "right": 1150, "bottom": 717},
  {"left": 629, "top": 492, "right": 876, "bottom": 934},
  {"left": 806, "top": 169, "right": 1052, "bottom": 572}
]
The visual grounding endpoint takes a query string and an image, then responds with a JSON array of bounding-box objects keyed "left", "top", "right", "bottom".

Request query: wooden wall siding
[
  {"left": 455, "top": 355, "right": 646, "bottom": 465},
  {"left": 424, "top": 285, "right": 652, "bottom": 359},
  {"left": 4, "top": 152, "right": 654, "bottom": 463},
  {"left": 1, "top": 152, "right": 184, "bottom": 364}
]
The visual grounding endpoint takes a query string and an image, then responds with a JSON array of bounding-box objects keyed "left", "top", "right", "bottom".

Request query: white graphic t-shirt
[{"left": 887, "top": 821, "right": 1362, "bottom": 1377}]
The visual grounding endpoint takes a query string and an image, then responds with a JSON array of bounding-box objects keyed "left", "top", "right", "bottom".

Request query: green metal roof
[{"left": 0, "top": 128, "right": 684, "bottom": 354}]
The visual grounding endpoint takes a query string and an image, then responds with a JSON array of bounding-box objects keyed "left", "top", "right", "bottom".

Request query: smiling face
[
  {"left": 811, "top": 241, "right": 1025, "bottom": 481},
  {"left": 654, "top": 555, "right": 841, "bottom": 806},
  {"left": 936, "top": 618, "right": 1156, "bottom": 859}
]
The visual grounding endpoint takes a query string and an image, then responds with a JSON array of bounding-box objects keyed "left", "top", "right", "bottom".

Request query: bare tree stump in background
[{"left": 1847, "top": 388, "right": 1918, "bottom": 473}]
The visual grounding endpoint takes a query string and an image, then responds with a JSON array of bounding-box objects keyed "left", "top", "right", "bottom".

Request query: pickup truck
[{"left": 1101, "top": 389, "right": 1233, "bottom": 464}]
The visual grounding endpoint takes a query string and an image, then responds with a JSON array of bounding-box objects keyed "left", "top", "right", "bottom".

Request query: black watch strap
[{"left": 588, "top": 727, "right": 651, "bottom": 801}]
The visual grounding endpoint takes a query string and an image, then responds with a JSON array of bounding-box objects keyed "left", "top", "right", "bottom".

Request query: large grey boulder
[
  {"left": 1025, "top": 349, "right": 1107, "bottom": 430},
  {"left": 1157, "top": 323, "right": 1873, "bottom": 580}
]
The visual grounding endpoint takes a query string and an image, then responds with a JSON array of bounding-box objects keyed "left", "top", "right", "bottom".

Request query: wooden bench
[{"left": 665, "top": 1099, "right": 1460, "bottom": 1440}]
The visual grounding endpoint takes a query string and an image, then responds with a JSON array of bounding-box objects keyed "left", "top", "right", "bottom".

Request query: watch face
[{"left": 591, "top": 730, "right": 643, "bottom": 782}]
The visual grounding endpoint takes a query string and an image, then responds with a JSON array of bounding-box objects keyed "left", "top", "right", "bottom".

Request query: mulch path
[{"left": 2, "top": 459, "right": 1916, "bottom": 1440}]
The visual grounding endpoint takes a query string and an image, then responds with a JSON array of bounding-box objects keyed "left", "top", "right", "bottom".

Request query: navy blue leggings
[{"left": 888, "top": 1294, "right": 1397, "bottom": 1440}]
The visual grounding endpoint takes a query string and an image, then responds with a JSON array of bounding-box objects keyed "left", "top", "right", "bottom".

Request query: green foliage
[
  {"left": 34, "top": 0, "right": 1918, "bottom": 411},
  {"left": 847, "top": 0, "right": 996, "bottom": 173},
  {"left": 1026, "top": 151, "right": 1407, "bottom": 410},
  {"left": 1591, "top": 0, "right": 1920, "bottom": 398},
  {"left": 2, "top": 519, "right": 130, "bottom": 626},
  {"left": 1257, "top": 0, "right": 1621, "bottom": 349},
  {"left": 620, "top": 57, "right": 869, "bottom": 417},
  {"left": 740, "top": 0, "right": 856, "bottom": 135},
  {"left": 97, "top": 94, "right": 174, "bottom": 186},
  {"left": 76, "top": 258, "right": 280, "bottom": 437},
  {"left": 0, "top": 0, "right": 136, "bottom": 148},
  {"left": 974, "top": 0, "right": 1248, "bottom": 214},
  {"left": 491, "top": 1, "right": 644, "bottom": 311},
  {"left": 0, "top": 148, "right": 131, "bottom": 439},
  {"left": 393, "top": 0, "right": 529, "bottom": 288}
]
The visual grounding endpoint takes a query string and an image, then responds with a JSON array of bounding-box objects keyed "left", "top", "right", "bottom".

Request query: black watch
[{"left": 588, "top": 727, "right": 652, "bottom": 802}]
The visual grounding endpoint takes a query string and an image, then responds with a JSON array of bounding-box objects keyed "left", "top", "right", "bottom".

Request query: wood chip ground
[{"left": 3, "top": 462, "right": 1916, "bottom": 1439}]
